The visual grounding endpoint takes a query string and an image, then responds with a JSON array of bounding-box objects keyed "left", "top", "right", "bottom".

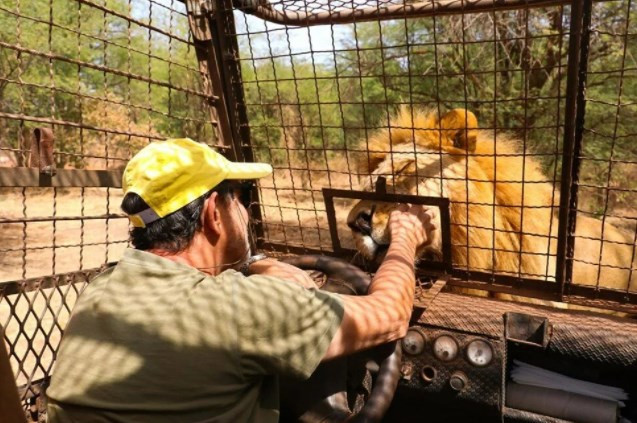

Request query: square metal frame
[{"left": 322, "top": 178, "right": 453, "bottom": 274}]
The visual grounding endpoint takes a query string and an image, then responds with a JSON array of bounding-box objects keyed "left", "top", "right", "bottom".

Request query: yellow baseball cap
[{"left": 122, "top": 138, "right": 272, "bottom": 228}]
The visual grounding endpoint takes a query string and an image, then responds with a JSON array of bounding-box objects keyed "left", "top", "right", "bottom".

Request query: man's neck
[{"left": 148, "top": 234, "right": 225, "bottom": 276}]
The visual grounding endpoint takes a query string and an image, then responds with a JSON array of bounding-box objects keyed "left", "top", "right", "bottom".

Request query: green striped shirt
[{"left": 47, "top": 249, "right": 343, "bottom": 423}]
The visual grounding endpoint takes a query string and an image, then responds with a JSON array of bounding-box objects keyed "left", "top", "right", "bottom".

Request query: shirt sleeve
[{"left": 231, "top": 272, "right": 344, "bottom": 379}]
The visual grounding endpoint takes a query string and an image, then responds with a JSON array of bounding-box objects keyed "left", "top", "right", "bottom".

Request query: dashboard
[{"left": 386, "top": 289, "right": 637, "bottom": 423}]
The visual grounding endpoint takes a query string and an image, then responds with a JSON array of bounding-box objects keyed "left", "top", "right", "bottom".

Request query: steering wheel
[{"left": 279, "top": 255, "right": 402, "bottom": 423}]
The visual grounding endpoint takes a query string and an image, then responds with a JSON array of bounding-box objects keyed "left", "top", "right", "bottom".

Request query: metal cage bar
[
  {"left": 234, "top": 0, "right": 574, "bottom": 27},
  {"left": 230, "top": 0, "right": 636, "bottom": 310}
]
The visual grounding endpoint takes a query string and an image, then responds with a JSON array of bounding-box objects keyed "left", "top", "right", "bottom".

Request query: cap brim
[{"left": 225, "top": 162, "right": 273, "bottom": 180}]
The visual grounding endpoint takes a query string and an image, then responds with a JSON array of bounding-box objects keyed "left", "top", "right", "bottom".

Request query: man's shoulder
[
  {"left": 73, "top": 266, "right": 116, "bottom": 303},
  {"left": 217, "top": 269, "right": 290, "bottom": 288},
  {"left": 231, "top": 271, "right": 343, "bottom": 312},
  {"left": 233, "top": 271, "right": 304, "bottom": 293},
  {"left": 93, "top": 265, "right": 117, "bottom": 281}
]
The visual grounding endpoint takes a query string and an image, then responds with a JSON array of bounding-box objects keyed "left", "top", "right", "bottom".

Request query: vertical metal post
[
  {"left": 186, "top": 0, "right": 267, "bottom": 248},
  {"left": 186, "top": 0, "right": 238, "bottom": 157},
  {"left": 556, "top": 0, "right": 593, "bottom": 298},
  {"left": 213, "top": 0, "right": 268, "bottom": 248},
  {"left": 210, "top": 0, "right": 254, "bottom": 163}
]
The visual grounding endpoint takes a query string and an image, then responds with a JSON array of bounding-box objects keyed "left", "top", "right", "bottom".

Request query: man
[{"left": 46, "top": 138, "right": 435, "bottom": 422}]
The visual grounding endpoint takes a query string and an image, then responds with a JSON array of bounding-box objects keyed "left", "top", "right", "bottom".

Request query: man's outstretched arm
[{"left": 323, "top": 204, "right": 435, "bottom": 359}]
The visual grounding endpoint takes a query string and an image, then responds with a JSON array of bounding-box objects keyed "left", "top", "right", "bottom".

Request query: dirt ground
[{"left": 0, "top": 187, "right": 129, "bottom": 282}]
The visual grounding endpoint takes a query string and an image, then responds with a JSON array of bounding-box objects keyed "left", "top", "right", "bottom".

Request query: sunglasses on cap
[
  {"left": 211, "top": 180, "right": 255, "bottom": 209},
  {"left": 234, "top": 181, "right": 255, "bottom": 209}
]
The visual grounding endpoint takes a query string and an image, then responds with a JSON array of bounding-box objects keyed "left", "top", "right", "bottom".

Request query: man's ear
[
  {"left": 202, "top": 192, "right": 223, "bottom": 236},
  {"left": 439, "top": 108, "right": 479, "bottom": 152}
]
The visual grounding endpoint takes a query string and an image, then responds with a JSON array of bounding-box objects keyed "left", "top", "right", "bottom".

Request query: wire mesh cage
[
  {"left": 0, "top": 0, "right": 636, "bottom": 416},
  {"left": 231, "top": 0, "right": 636, "bottom": 308}
]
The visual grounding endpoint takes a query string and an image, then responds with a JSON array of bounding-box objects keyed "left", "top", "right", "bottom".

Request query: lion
[{"left": 347, "top": 108, "right": 636, "bottom": 301}]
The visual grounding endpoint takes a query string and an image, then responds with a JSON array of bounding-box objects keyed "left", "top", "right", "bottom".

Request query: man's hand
[
  {"left": 388, "top": 204, "right": 437, "bottom": 248},
  {"left": 248, "top": 258, "right": 318, "bottom": 289}
]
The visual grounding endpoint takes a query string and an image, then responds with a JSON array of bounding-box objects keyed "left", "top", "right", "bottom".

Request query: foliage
[
  {"left": 0, "top": 0, "right": 212, "bottom": 169},
  {"left": 239, "top": 3, "right": 637, "bottom": 215}
]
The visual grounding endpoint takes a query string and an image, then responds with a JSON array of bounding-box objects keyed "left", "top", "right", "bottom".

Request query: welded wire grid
[
  {"left": 236, "top": 1, "right": 566, "bottom": 268},
  {"left": 574, "top": 0, "right": 637, "bottom": 294},
  {"left": 235, "top": 0, "right": 636, "bottom": 298},
  {"left": 0, "top": 0, "right": 218, "bottom": 404}
]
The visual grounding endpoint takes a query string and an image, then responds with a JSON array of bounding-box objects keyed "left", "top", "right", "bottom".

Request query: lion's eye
[
  {"left": 453, "top": 132, "right": 463, "bottom": 148},
  {"left": 349, "top": 211, "right": 373, "bottom": 235}
]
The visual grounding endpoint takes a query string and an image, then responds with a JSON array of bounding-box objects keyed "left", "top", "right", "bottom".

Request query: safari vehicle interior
[{"left": 1, "top": 0, "right": 636, "bottom": 422}]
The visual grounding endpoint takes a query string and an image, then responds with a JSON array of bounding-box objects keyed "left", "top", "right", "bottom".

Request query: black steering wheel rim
[{"left": 280, "top": 255, "right": 403, "bottom": 423}]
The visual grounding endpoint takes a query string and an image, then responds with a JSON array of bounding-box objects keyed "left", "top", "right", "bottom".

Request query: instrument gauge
[
  {"left": 466, "top": 339, "right": 493, "bottom": 367},
  {"left": 402, "top": 328, "right": 426, "bottom": 355},
  {"left": 432, "top": 335, "right": 458, "bottom": 362}
]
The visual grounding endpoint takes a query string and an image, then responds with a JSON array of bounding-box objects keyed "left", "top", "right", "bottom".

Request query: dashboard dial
[
  {"left": 402, "top": 328, "right": 426, "bottom": 355},
  {"left": 466, "top": 339, "right": 493, "bottom": 367},
  {"left": 432, "top": 335, "right": 458, "bottom": 362}
]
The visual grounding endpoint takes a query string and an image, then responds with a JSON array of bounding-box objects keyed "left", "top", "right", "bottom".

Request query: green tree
[{"left": 0, "top": 0, "right": 214, "bottom": 169}]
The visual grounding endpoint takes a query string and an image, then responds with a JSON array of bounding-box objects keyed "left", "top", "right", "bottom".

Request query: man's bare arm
[{"left": 323, "top": 205, "right": 434, "bottom": 359}]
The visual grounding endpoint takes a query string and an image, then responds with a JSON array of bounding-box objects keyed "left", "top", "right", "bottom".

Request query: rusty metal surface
[
  {"left": 555, "top": 0, "right": 590, "bottom": 298},
  {"left": 445, "top": 275, "right": 637, "bottom": 314},
  {"left": 413, "top": 277, "right": 448, "bottom": 309},
  {"left": 0, "top": 215, "right": 126, "bottom": 225},
  {"left": 0, "top": 267, "right": 108, "bottom": 296},
  {"left": 0, "top": 42, "right": 215, "bottom": 102},
  {"left": 210, "top": 0, "right": 268, "bottom": 246},
  {"left": 563, "top": 0, "right": 593, "bottom": 299},
  {"left": 420, "top": 292, "right": 637, "bottom": 366},
  {"left": 28, "top": 128, "right": 56, "bottom": 175},
  {"left": 185, "top": 0, "right": 214, "bottom": 41}
]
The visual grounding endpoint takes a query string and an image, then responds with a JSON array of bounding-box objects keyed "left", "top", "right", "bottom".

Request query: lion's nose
[{"left": 348, "top": 210, "right": 373, "bottom": 236}]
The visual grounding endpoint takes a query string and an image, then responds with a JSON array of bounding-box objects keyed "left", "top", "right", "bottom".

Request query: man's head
[{"left": 120, "top": 139, "right": 272, "bottom": 267}]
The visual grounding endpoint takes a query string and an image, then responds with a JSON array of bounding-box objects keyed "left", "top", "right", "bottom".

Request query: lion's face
[
  {"left": 347, "top": 196, "right": 444, "bottom": 263},
  {"left": 347, "top": 108, "right": 477, "bottom": 263},
  {"left": 347, "top": 199, "right": 397, "bottom": 261}
]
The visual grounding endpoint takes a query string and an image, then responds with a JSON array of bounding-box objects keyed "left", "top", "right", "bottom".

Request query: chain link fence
[{"left": 0, "top": 0, "right": 219, "bottom": 409}]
